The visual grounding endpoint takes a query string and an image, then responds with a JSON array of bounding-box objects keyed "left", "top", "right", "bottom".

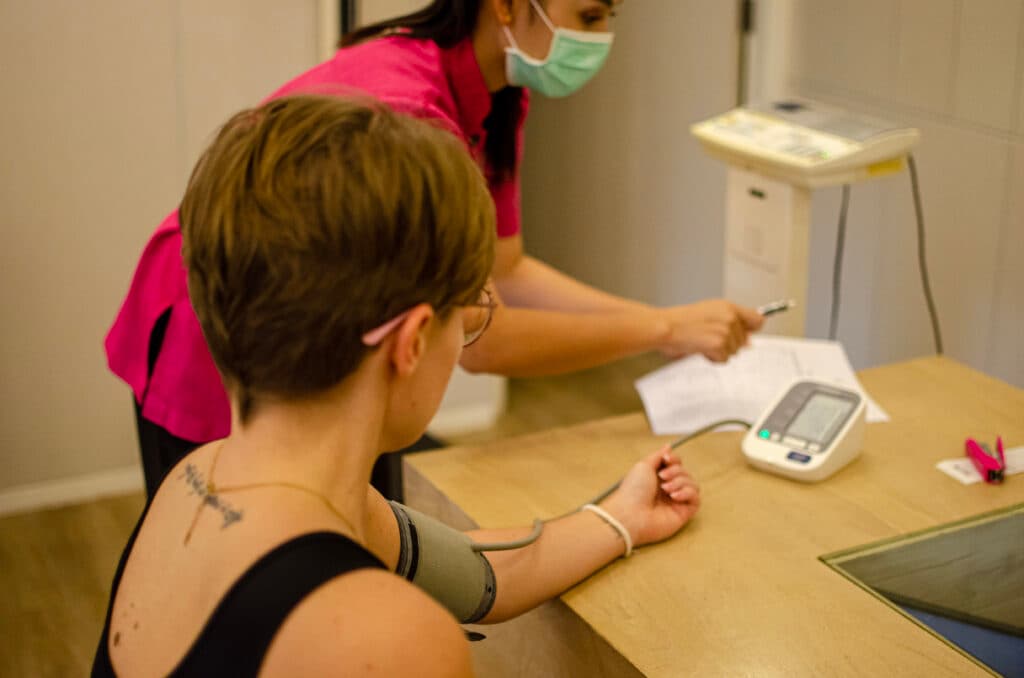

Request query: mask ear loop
[
  {"left": 528, "top": 0, "right": 557, "bottom": 33},
  {"left": 500, "top": 24, "right": 520, "bottom": 50},
  {"left": 502, "top": 0, "right": 557, "bottom": 51}
]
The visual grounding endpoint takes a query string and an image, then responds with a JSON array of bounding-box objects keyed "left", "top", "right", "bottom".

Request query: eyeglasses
[
  {"left": 461, "top": 287, "right": 496, "bottom": 347},
  {"left": 361, "top": 288, "right": 497, "bottom": 349}
]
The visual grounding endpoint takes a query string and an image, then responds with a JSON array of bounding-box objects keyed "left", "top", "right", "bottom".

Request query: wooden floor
[{"left": 0, "top": 354, "right": 665, "bottom": 677}]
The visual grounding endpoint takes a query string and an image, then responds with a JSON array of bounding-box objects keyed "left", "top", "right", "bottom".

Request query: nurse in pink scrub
[{"left": 106, "top": 0, "right": 764, "bottom": 498}]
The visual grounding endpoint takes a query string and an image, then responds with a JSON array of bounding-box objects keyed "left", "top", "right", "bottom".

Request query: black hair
[{"left": 342, "top": 0, "right": 524, "bottom": 181}]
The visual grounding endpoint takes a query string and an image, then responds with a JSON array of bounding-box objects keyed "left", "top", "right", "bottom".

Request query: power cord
[
  {"left": 469, "top": 418, "right": 753, "bottom": 552},
  {"left": 908, "top": 153, "right": 944, "bottom": 354},
  {"left": 826, "top": 154, "right": 943, "bottom": 355},
  {"left": 828, "top": 185, "right": 851, "bottom": 341}
]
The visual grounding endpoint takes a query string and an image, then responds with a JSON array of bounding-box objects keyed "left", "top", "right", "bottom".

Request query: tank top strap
[{"left": 171, "top": 531, "right": 384, "bottom": 676}]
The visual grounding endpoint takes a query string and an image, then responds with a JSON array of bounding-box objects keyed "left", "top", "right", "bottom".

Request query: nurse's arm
[
  {"left": 465, "top": 236, "right": 763, "bottom": 375},
  {"left": 461, "top": 302, "right": 670, "bottom": 376},
  {"left": 492, "top": 233, "right": 648, "bottom": 313}
]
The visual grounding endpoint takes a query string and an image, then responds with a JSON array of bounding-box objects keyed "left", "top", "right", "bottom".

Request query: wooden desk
[{"left": 405, "top": 357, "right": 1024, "bottom": 676}]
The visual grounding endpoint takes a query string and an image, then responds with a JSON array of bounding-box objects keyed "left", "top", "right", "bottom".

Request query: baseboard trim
[{"left": 0, "top": 465, "right": 144, "bottom": 518}]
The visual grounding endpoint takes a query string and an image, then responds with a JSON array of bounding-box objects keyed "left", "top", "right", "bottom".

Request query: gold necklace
[{"left": 183, "top": 441, "right": 359, "bottom": 545}]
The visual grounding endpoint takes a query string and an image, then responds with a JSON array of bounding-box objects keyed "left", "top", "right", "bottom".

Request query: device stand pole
[{"left": 723, "top": 167, "right": 811, "bottom": 337}]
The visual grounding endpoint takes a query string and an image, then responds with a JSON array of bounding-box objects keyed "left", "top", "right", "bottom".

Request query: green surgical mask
[{"left": 503, "top": 0, "right": 614, "bottom": 98}]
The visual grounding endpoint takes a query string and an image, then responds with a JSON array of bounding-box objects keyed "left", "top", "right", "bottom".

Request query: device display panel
[{"left": 786, "top": 392, "right": 855, "bottom": 445}]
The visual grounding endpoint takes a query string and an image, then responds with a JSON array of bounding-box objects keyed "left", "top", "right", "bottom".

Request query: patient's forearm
[
  {"left": 363, "top": 488, "right": 629, "bottom": 624},
  {"left": 468, "top": 509, "right": 627, "bottom": 623}
]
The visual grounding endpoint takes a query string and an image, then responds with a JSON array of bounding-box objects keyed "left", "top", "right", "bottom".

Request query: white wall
[
  {"left": 521, "top": 0, "right": 742, "bottom": 307},
  {"left": 0, "top": 1, "right": 321, "bottom": 500},
  {"left": 780, "top": 0, "right": 1024, "bottom": 386}
]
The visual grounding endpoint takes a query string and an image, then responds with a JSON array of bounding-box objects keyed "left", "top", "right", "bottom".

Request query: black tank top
[{"left": 92, "top": 497, "right": 384, "bottom": 677}]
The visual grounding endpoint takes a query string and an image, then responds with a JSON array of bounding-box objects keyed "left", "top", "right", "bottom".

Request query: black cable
[
  {"left": 339, "top": 0, "right": 356, "bottom": 34},
  {"left": 907, "top": 154, "right": 944, "bottom": 355},
  {"left": 828, "top": 185, "right": 851, "bottom": 341},
  {"left": 737, "top": 0, "right": 754, "bottom": 106},
  {"left": 471, "top": 419, "right": 753, "bottom": 552}
]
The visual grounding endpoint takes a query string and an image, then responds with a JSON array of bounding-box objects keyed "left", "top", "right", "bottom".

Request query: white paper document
[{"left": 634, "top": 335, "right": 889, "bottom": 435}]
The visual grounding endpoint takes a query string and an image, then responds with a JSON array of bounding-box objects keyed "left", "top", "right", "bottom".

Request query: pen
[{"left": 758, "top": 299, "right": 797, "bottom": 317}]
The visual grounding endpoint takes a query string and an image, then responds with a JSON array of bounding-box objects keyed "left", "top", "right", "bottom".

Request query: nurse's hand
[
  {"left": 657, "top": 299, "right": 763, "bottom": 362},
  {"left": 601, "top": 445, "right": 700, "bottom": 548}
]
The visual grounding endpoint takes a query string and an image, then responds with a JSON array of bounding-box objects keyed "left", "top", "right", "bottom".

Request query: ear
[
  {"left": 388, "top": 304, "right": 434, "bottom": 378},
  {"left": 489, "top": 0, "right": 516, "bottom": 25}
]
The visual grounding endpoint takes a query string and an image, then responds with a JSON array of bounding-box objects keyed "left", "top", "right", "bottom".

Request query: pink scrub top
[{"left": 105, "top": 35, "right": 527, "bottom": 442}]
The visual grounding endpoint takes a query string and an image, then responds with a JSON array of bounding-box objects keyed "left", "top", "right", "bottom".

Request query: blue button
[
  {"left": 787, "top": 451, "right": 811, "bottom": 464},
  {"left": 758, "top": 429, "right": 771, "bottom": 439}
]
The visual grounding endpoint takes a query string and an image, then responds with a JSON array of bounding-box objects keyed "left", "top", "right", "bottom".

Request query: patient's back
[{"left": 95, "top": 444, "right": 473, "bottom": 677}]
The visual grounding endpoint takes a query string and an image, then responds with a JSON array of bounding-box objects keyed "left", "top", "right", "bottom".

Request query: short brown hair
[{"left": 180, "top": 96, "right": 495, "bottom": 422}]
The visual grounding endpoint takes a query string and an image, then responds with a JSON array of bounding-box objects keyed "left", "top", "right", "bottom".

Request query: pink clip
[{"left": 965, "top": 436, "right": 1006, "bottom": 484}]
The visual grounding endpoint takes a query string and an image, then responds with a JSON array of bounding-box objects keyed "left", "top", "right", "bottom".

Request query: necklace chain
[{"left": 183, "top": 441, "right": 359, "bottom": 545}]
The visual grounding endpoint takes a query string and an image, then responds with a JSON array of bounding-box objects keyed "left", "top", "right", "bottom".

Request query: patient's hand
[{"left": 602, "top": 445, "right": 701, "bottom": 548}]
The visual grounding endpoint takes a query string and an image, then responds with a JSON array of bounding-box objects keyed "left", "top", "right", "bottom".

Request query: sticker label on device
[{"left": 787, "top": 451, "right": 812, "bottom": 464}]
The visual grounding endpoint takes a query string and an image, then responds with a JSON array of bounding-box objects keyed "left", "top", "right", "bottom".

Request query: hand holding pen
[
  {"left": 758, "top": 299, "right": 797, "bottom": 317},
  {"left": 656, "top": 300, "right": 764, "bottom": 362},
  {"left": 653, "top": 298, "right": 794, "bottom": 363}
]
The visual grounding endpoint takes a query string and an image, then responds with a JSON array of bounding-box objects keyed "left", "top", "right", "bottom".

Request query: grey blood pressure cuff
[{"left": 388, "top": 501, "right": 497, "bottom": 624}]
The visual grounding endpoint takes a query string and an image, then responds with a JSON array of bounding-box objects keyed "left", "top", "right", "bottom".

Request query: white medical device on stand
[{"left": 691, "top": 99, "right": 920, "bottom": 336}]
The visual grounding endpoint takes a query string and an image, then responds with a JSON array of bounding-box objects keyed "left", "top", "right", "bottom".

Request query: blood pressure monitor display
[
  {"left": 786, "top": 393, "right": 855, "bottom": 446},
  {"left": 743, "top": 379, "right": 867, "bottom": 482}
]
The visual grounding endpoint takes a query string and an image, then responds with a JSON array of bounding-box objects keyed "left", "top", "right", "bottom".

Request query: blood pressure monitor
[{"left": 742, "top": 379, "right": 866, "bottom": 482}]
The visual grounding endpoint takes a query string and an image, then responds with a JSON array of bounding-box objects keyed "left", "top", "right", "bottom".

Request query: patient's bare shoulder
[{"left": 260, "top": 567, "right": 474, "bottom": 677}]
